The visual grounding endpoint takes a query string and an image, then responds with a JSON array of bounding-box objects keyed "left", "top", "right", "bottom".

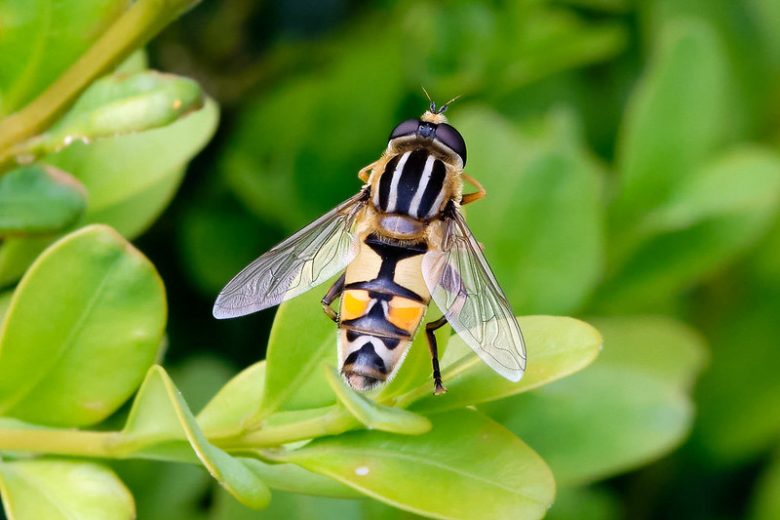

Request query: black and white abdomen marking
[{"left": 374, "top": 149, "right": 448, "bottom": 220}]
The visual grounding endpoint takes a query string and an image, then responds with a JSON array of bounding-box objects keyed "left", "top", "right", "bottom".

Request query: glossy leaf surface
[
  {"left": 0, "top": 0, "right": 125, "bottom": 115},
  {"left": 486, "top": 315, "right": 706, "bottom": 485},
  {"left": 412, "top": 316, "right": 602, "bottom": 413},
  {"left": 0, "top": 225, "right": 165, "bottom": 426},
  {"left": 47, "top": 98, "right": 218, "bottom": 238},
  {"left": 30, "top": 71, "right": 204, "bottom": 156},
  {"left": 0, "top": 459, "right": 134, "bottom": 520},
  {"left": 278, "top": 409, "right": 554, "bottom": 520},
  {"left": 0, "top": 165, "right": 85, "bottom": 235}
]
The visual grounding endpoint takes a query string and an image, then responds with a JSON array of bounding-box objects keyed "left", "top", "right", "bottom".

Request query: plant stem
[
  {"left": 0, "top": 410, "right": 359, "bottom": 461},
  {"left": 220, "top": 410, "right": 360, "bottom": 450},
  {"left": 0, "top": 0, "right": 200, "bottom": 171},
  {"left": 0, "top": 428, "right": 123, "bottom": 458}
]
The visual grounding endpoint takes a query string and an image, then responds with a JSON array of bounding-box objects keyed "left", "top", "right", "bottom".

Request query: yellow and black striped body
[
  {"left": 338, "top": 234, "right": 430, "bottom": 389},
  {"left": 338, "top": 131, "right": 463, "bottom": 389},
  {"left": 337, "top": 110, "right": 469, "bottom": 390}
]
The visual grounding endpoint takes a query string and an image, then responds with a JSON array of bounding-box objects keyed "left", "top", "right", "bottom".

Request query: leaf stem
[
  {"left": 0, "top": 0, "right": 200, "bottom": 171},
  {"left": 0, "top": 427, "right": 123, "bottom": 458},
  {"left": 221, "top": 409, "right": 360, "bottom": 450},
  {"left": 0, "top": 410, "right": 359, "bottom": 461}
]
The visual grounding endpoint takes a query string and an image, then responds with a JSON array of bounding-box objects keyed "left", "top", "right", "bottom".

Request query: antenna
[
  {"left": 439, "top": 94, "right": 462, "bottom": 113},
  {"left": 421, "top": 86, "right": 437, "bottom": 113}
]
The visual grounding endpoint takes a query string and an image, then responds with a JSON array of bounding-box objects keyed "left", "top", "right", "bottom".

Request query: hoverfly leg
[
  {"left": 425, "top": 316, "right": 449, "bottom": 395},
  {"left": 460, "top": 172, "right": 486, "bottom": 206},
  {"left": 357, "top": 161, "right": 378, "bottom": 183},
  {"left": 321, "top": 274, "right": 346, "bottom": 323}
]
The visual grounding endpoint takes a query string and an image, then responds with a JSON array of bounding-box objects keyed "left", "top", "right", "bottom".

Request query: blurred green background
[
  {"left": 131, "top": 0, "right": 780, "bottom": 518},
  {"left": 4, "top": 0, "right": 779, "bottom": 518}
]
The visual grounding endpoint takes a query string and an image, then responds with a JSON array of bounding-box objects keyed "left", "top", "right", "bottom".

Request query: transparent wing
[
  {"left": 422, "top": 208, "right": 526, "bottom": 381},
  {"left": 213, "top": 190, "right": 368, "bottom": 319}
]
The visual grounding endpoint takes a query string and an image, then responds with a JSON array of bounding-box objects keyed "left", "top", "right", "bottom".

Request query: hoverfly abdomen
[
  {"left": 339, "top": 330, "right": 412, "bottom": 390},
  {"left": 338, "top": 234, "right": 430, "bottom": 388}
]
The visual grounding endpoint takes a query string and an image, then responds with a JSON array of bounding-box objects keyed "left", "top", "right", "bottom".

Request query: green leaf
[
  {"left": 0, "top": 164, "right": 86, "bottom": 235},
  {"left": 0, "top": 235, "right": 51, "bottom": 288},
  {"left": 0, "top": 0, "right": 126, "bottom": 115},
  {"left": 46, "top": 98, "right": 218, "bottom": 238},
  {"left": 485, "top": 315, "right": 706, "bottom": 486},
  {"left": 400, "top": 2, "right": 626, "bottom": 96},
  {"left": 197, "top": 361, "right": 266, "bottom": 438},
  {"left": 749, "top": 0, "right": 780, "bottom": 76},
  {"left": 751, "top": 447, "right": 780, "bottom": 520},
  {"left": 0, "top": 224, "right": 165, "bottom": 426},
  {"left": 323, "top": 364, "right": 432, "bottom": 435},
  {"left": 692, "top": 291, "right": 780, "bottom": 463},
  {"left": 0, "top": 291, "right": 11, "bottom": 324},
  {"left": 0, "top": 97, "right": 218, "bottom": 289},
  {"left": 589, "top": 316, "right": 707, "bottom": 390},
  {"left": 599, "top": 147, "right": 780, "bottom": 309},
  {"left": 612, "top": 19, "right": 732, "bottom": 232},
  {"left": 255, "top": 287, "right": 339, "bottom": 419},
  {"left": 455, "top": 106, "right": 604, "bottom": 315},
  {"left": 642, "top": 147, "right": 780, "bottom": 232},
  {"left": 411, "top": 316, "right": 602, "bottom": 413},
  {"left": 275, "top": 409, "right": 554, "bottom": 520},
  {"left": 211, "top": 488, "right": 363, "bottom": 520},
  {"left": 554, "top": 0, "right": 629, "bottom": 12},
  {"left": 122, "top": 365, "right": 271, "bottom": 509},
  {"left": 240, "top": 458, "right": 361, "bottom": 499},
  {"left": 0, "top": 458, "right": 134, "bottom": 520},
  {"left": 546, "top": 485, "right": 620, "bottom": 520},
  {"left": 26, "top": 71, "right": 204, "bottom": 157}
]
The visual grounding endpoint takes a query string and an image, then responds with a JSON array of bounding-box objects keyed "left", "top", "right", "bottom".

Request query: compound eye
[
  {"left": 389, "top": 119, "right": 420, "bottom": 141},
  {"left": 435, "top": 123, "right": 467, "bottom": 165}
]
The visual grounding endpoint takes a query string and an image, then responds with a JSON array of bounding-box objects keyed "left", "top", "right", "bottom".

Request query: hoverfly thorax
[{"left": 214, "top": 103, "right": 526, "bottom": 397}]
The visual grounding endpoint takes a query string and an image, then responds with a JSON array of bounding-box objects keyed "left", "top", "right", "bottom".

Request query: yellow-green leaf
[
  {"left": 0, "top": 459, "right": 134, "bottom": 520},
  {"left": 0, "top": 224, "right": 165, "bottom": 426}
]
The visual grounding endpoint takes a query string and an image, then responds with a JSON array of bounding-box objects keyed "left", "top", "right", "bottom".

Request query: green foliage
[{"left": 0, "top": 222, "right": 599, "bottom": 518}]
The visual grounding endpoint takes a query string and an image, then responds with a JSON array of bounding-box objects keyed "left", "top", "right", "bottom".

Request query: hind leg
[
  {"left": 321, "top": 274, "right": 345, "bottom": 323},
  {"left": 425, "top": 316, "right": 449, "bottom": 395}
]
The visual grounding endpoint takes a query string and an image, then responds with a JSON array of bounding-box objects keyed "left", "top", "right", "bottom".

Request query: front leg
[
  {"left": 321, "top": 274, "right": 346, "bottom": 323},
  {"left": 357, "top": 160, "right": 379, "bottom": 183},
  {"left": 460, "top": 172, "right": 486, "bottom": 205}
]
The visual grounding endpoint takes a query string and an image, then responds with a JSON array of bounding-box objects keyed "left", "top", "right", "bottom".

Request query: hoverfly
[{"left": 213, "top": 99, "right": 526, "bottom": 395}]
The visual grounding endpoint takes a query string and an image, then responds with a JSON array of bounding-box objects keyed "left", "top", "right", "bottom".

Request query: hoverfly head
[{"left": 387, "top": 92, "right": 467, "bottom": 165}]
